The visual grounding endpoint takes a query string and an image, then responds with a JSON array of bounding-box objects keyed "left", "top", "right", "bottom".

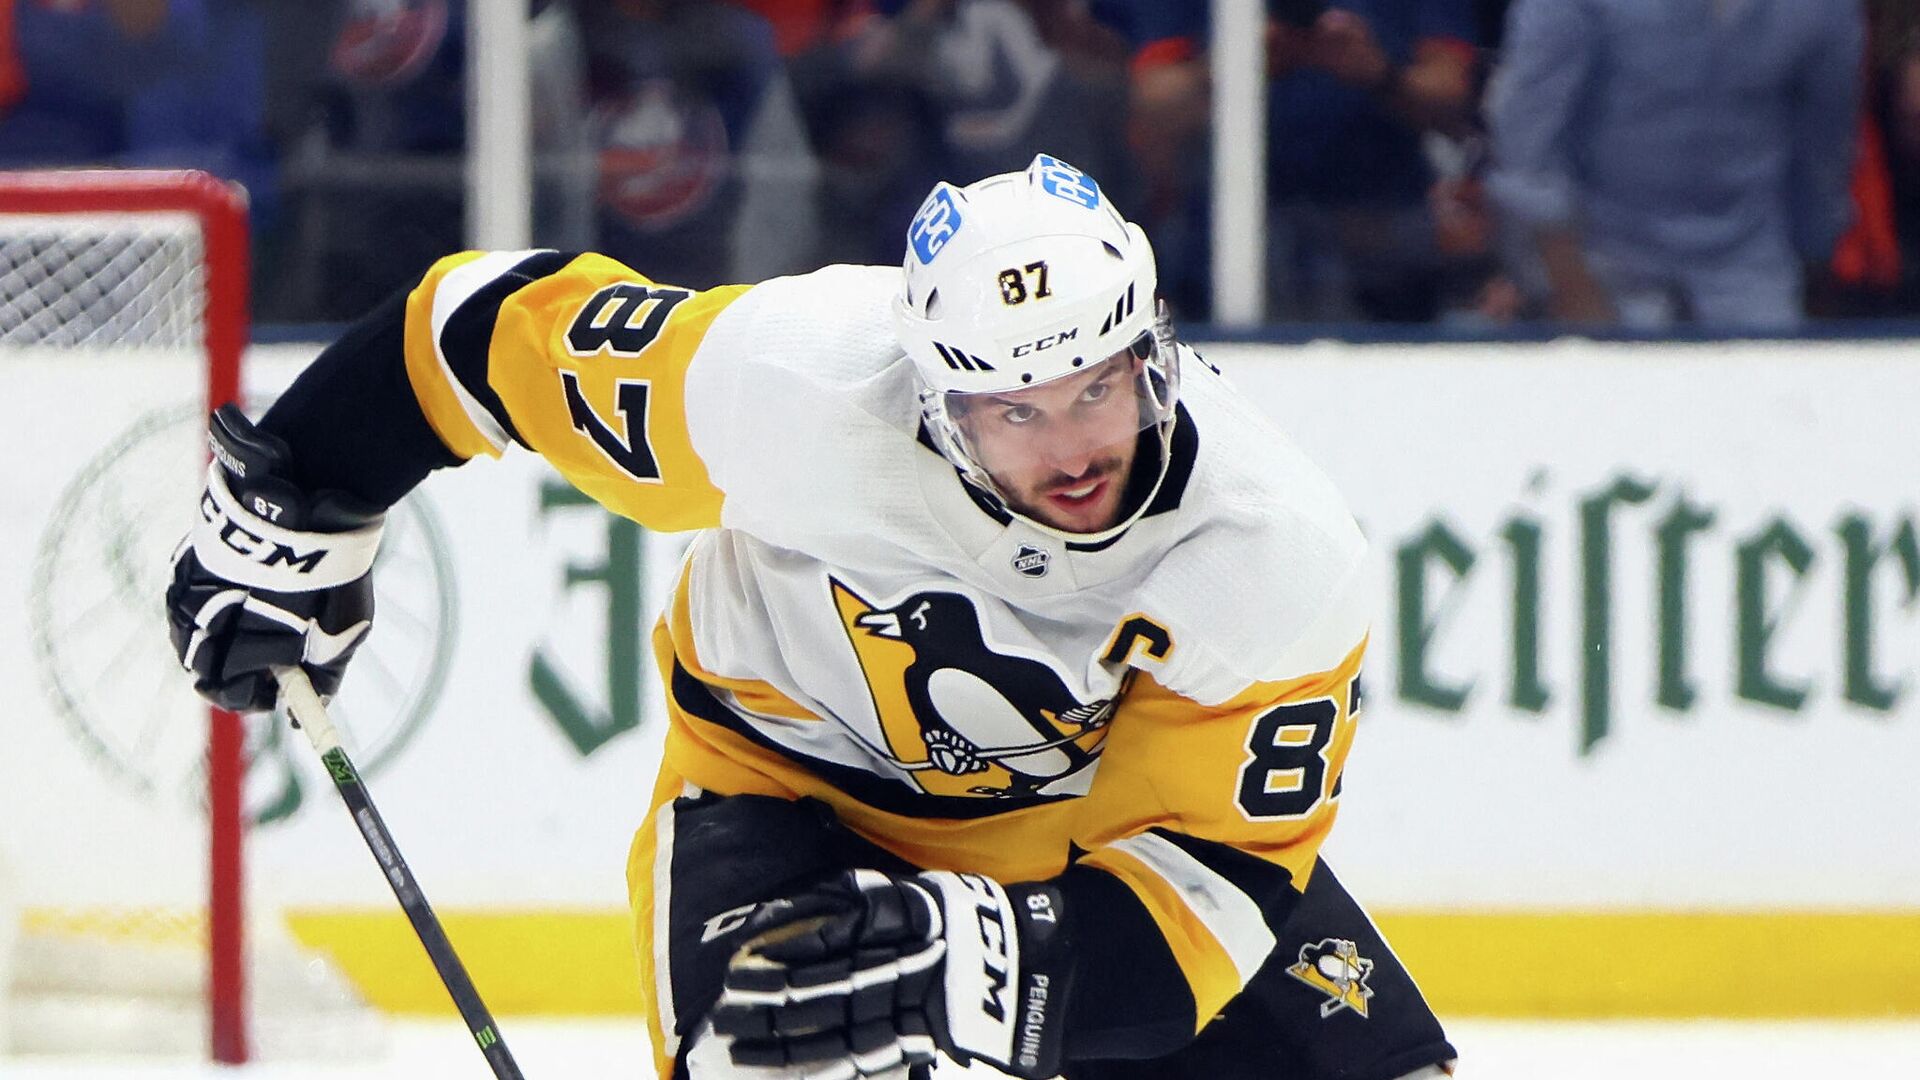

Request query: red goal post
[{"left": 0, "top": 168, "right": 252, "bottom": 1062}]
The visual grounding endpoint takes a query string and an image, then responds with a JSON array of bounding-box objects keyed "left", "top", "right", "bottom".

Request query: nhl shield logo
[
  {"left": 1011, "top": 544, "right": 1051, "bottom": 578},
  {"left": 1286, "top": 938, "right": 1375, "bottom": 1018}
]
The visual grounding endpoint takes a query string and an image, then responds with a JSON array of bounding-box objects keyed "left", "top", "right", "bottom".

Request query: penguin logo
[
  {"left": 1285, "top": 938, "right": 1375, "bottom": 1019},
  {"left": 830, "top": 577, "right": 1112, "bottom": 799}
]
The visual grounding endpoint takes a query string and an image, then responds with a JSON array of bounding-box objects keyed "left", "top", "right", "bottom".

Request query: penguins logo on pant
[
  {"left": 1286, "top": 938, "right": 1375, "bottom": 1019},
  {"left": 830, "top": 577, "right": 1113, "bottom": 799}
]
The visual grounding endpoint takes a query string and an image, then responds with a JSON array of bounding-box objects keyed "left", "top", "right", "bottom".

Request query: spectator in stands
[
  {"left": 774, "top": 1, "right": 951, "bottom": 269},
  {"left": 258, "top": 0, "right": 592, "bottom": 321},
  {"left": 1093, "top": 0, "right": 1480, "bottom": 322},
  {"left": 1472, "top": 0, "right": 1508, "bottom": 52},
  {"left": 577, "top": 0, "right": 819, "bottom": 288},
  {"left": 1831, "top": 0, "right": 1920, "bottom": 316},
  {"left": 781, "top": 0, "right": 1135, "bottom": 269},
  {"left": 1485, "top": 0, "right": 1864, "bottom": 331},
  {"left": 730, "top": 0, "right": 853, "bottom": 59},
  {"left": 857, "top": 1, "right": 1130, "bottom": 183},
  {"left": 262, "top": 0, "right": 473, "bottom": 321},
  {"left": 0, "top": 0, "right": 277, "bottom": 227}
]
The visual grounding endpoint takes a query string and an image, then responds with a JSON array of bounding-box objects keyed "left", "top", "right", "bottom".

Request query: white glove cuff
[
  {"left": 190, "top": 463, "right": 383, "bottom": 592},
  {"left": 919, "top": 870, "right": 1020, "bottom": 1066}
]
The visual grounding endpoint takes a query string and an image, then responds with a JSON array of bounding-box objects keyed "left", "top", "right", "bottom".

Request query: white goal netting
[{"left": 0, "top": 210, "right": 205, "bottom": 348}]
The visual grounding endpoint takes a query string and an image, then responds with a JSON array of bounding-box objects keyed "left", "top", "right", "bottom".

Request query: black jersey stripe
[
  {"left": 1053, "top": 861, "right": 1199, "bottom": 1058},
  {"left": 436, "top": 249, "right": 577, "bottom": 448},
  {"left": 669, "top": 660, "right": 1082, "bottom": 821}
]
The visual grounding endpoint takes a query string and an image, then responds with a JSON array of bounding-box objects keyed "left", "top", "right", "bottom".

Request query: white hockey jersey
[{"left": 399, "top": 249, "right": 1372, "bottom": 1038}]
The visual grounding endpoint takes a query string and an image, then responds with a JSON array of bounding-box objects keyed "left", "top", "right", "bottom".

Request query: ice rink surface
[{"left": 6, "top": 1018, "right": 1920, "bottom": 1079}]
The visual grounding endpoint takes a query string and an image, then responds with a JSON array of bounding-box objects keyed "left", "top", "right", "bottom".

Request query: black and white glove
[
  {"left": 711, "top": 868, "right": 1073, "bottom": 1080},
  {"left": 166, "top": 405, "right": 384, "bottom": 711}
]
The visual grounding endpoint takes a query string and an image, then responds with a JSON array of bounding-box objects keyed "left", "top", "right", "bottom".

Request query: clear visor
[
  {"left": 948, "top": 333, "right": 1166, "bottom": 469},
  {"left": 928, "top": 325, "right": 1180, "bottom": 514}
]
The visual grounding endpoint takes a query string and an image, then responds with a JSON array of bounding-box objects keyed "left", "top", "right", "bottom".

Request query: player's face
[{"left": 954, "top": 352, "right": 1146, "bottom": 533}]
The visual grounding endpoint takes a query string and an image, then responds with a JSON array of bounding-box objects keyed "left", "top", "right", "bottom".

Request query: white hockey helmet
[{"left": 893, "top": 154, "right": 1180, "bottom": 538}]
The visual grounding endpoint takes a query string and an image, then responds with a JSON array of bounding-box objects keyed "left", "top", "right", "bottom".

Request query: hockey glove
[
  {"left": 712, "top": 868, "right": 1073, "bottom": 1080},
  {"left": 166, "top": 404, "right": 384, "bottom": 711}
]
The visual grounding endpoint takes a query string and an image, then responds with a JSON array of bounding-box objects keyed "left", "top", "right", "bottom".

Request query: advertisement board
[{"left": 7, "top": 339, "right": 1915, "bottom": 1016}]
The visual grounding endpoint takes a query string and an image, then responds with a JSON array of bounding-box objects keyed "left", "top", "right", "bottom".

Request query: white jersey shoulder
[
  {"left": 1137, "top": 357, "right": 1371, "bottom": 702},
  {"left": 682, "top": 264, "right": 935, "bottom": 552}
]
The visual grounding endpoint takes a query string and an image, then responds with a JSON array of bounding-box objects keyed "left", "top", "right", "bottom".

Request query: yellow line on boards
[
  {"left": 284, "top": 909, "right": 644, "bottom": 1016},
  {"left": 279, "top": 909, "right": 1920, "bottom": 1018},
  {"left": 1382, "top": 911, "right": 1920, "bottom": 1019}
]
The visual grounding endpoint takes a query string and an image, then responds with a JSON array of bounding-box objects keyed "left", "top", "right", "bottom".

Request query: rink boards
[{"left": 6, "top": 337, "right": 1916, "bottom": 1017}]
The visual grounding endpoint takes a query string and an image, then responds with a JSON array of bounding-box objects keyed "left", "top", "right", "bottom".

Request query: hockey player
[{"left": 167, "top": 155, "right": 1456, "bottom": 1080}]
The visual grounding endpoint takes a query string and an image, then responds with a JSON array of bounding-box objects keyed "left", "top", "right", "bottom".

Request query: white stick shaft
[{"left": 276, "top": 667, "right": 343, "bottom": 755}]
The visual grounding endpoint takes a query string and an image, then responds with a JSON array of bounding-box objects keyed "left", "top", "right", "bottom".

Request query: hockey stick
[{"left": 277, "top": 667, "right": 526, "bottom": 1080}]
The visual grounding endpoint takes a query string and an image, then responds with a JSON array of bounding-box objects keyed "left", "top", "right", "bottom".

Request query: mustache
[{"left": 1038, "top": 457, "right": 1125, "bottom": 494}]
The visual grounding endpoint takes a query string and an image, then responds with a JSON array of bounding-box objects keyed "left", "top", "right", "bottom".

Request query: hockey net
[{"left": 0, "top": 170, "right": 381, "bottom": 1062}]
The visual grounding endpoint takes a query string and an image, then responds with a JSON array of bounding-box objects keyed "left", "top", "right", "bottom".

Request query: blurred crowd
[{"left": 0, "top": 0, "right": 1909, "bottom": 331}]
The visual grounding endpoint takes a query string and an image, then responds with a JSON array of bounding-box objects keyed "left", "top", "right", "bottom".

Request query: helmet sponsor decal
[
  {"left": 1033, "top": 155, "right": 1101, "bottom": 210},
  {"left": 910, "top": 186, "right": 965, "bottom": 265}
]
